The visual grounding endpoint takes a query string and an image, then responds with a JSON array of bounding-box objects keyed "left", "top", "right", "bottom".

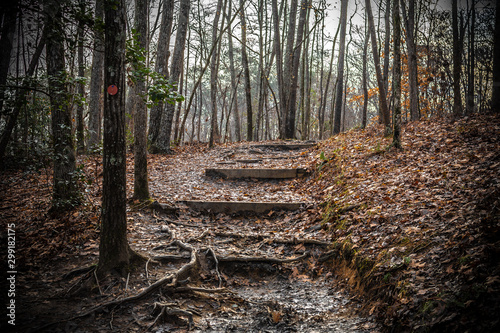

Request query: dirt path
[
  {"left": 123, "top": 142, "right": 379, "bottom": 332},
  {"left": 6, "top": 141, "right": 380, "bottom": 332}
]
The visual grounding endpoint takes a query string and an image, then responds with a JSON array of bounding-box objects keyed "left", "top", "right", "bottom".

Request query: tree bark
[
  {"left": 285, "top": 0, "right": 308, "bottom": 139},
  {"left": 209, "top": 0, "right": 224, "bottom": 147},
  {"left": 45, "top": 0, "right": 81, "bottom": 211},
  {"left": 365, "top": 0, "right": 390, "bottom": 129},
  {"left": 271, "top": 0, "right": 285, "bottom": 137},
  {"left": 333, "top": 0, "right": 348, "bottom": 135},
  {"left": 492, "top": 0, "right": 500, "bottom": 112},
  {"left": 400, "top": 0, "right": 419, "bottom": 121},
  {"left": 452, "top": 0, "right": 462, "bottom": 117},
  {"left": 226, "top": 0, "right": 241, "bottom": 141},
  {"left": 87, "top": 0, "right": 104, "bottom": 151},
  {"left": 133, "top": 0, "right": 150, "bottom": 201},
  {"left": 239, "top": 0, "right": 253, "bottom": 141},
  {"left": 281, "top": 0, "right": 298, "bottom": 138},
  {"left": 98, "top": 0, "right": 133, "bottom": 276},
  {"left": 155, "top": 0, "right": 190, "bottom": 153},
  {"left": 466, "top": 1, "right": 475, "bottom": 115},
  {"left": 362, "top": 18, "right": 369, "bottom": 129},
  {"left": 392, "top": 0, "right": 402, "bottom": 148},
  {"left": 76, "top": 0, "right": 85, "bottom": 154},
  {"left": 148, "top": 0, "right": 174, "bottom": 146}
]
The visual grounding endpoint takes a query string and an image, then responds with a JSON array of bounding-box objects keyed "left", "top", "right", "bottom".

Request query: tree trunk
[
  {"left": 45, "top": 0, "right": 81, "bottom": 211},
  {"left": 271, "top": 0, "right": 285, "bottom": 138},
  {"left": 392, "top": 0, "right": 402, "bottom": 148},
  {"left": 239, "top": 0, "right": 253, "bottom": 141},
  {"left": 0, "top": 0, "right": 17, "bottom": 112},
  {"left": 362, "top": 18, "right": 369, "bottom": 129},
  {"left": 281, "top": 0, "right": 297, "bottom": 139},
  {"left": 226, "top": 0, "right": 241, "bottom": 141},
  {"left": 452, "top": 0, "right": 462, "bottom": 117},
  {"left": 333, "top": 0, "right": 348, "bottom": 135},
  {"left": 148, "top": 0, "right": 174, "bottom": 146},
  {"left": 400, "top": 0, "right": 419, "bottom": 121},
  {"left": 492, "top": 0, "right": 500, "bottom": 112},
  {"left": 466, "top": 1, "right": 475, "bottom": 115},
  {"left": 156, "top": 0, "right": 190, "bottom": 153},
  {"left": 285, "top": 0, "right": 308, "bottom": 139},
  {"left": 87, "top": 0, "right": 104, "bottom": 151},
  {"left": 133, "top": 0, "right": 150, "bottom": 201},
  {"left": 76, "top": 0, "right": 86, "bottom": 154},
  {"left": 365, "top": 0, "right": 390, "bottom": 129},
  {"left": 98, "top": 0, "right": 134, "bottom": 276},
  {"left": 382, "top": 0, "right": 390, "bottom": 124},
  {"left": 209, "top": 0, "right": 224, "bottom": 147}
]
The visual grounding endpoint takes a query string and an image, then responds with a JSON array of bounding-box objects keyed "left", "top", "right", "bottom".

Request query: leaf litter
[{"left": 1, "top": 114, "right": 497, "bottom": 332}]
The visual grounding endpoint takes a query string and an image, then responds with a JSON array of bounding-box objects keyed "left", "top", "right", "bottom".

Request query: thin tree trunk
[
  {"left": 156, "top": 0, "right": 190, "bottom": 153},
  {"left": 148, "top": 0, "right": 174, "bottom": 146},
  {"left": 365, "top": 0, "right": 390, "bottom": 130},
  {"left": 76, "top": 0, "right": 85, "bottom": 154},
  {"left": 271, "top": 0, "right": 285, "bottom": 137},
  {"left": 400, "top": 0, "right": 419, "bottom": 121},
  {"left": 333, "top": 0, "right": 348, "bottom": 135},
  {"left": 209, "top": 0, "right": 224, "bottom": 147},
  {"left": 452, "top": 0, "right": 462, "bottom": 117},
  {"left": 382, "top": 0, "right": 390, "bottom": 124},
  {"left": 240, "top": 0, "right": 253, "bottom": 141},
  {"left": 392, "top": 0, "right": 402, "bottom": 148},
  {"left": 226, "top": 0, "right": 241, "bottom": 141},
  {"left": 285, "top": 0, "right": 308, "bottom": 139},
  {"left": 88, "top": 0, "right": 104, "bottom": 151},
  {"left": 133, "top": 0, "right": 150, "bottom": 200},
  {"left": 362, "top": 18, "right": 369, "bottom": 129},
  {"left": 466, "top": 1, "right": 475, "bottom": 115},
  {"left": 492, "top": 0, "right": 500, "bottom": 112}
]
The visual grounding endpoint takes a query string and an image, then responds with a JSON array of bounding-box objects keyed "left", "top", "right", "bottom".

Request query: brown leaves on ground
[{"left": 311, "top": 114, "right": 500, "bottom": 332}]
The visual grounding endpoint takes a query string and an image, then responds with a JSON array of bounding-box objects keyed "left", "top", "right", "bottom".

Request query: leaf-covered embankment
[{"left": 309, "top": 114, "right": 500, "bottom": 332}]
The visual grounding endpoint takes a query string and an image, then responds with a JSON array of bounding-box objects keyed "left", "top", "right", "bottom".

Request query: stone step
[
  {"left": 205, "top": 168, "right": 306, "bottom": 179},
  {"left": 247, "top": 142, "right": 316, "bottom": 150},
  {"left": 179, "top": 200, "right": 305, "bottom": 214}
]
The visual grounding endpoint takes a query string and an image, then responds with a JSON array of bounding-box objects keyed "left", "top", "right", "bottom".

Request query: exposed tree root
[
  {"left": 214, "top": 232, "right": 331, "bottom": 246},
  {"left": 218, "top": 251, "right": 309, "bottom": 264}
]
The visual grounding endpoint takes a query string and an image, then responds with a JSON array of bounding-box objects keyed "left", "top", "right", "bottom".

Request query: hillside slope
[{"left": 309, "top": 114, "right": 500, "bottom": 332}]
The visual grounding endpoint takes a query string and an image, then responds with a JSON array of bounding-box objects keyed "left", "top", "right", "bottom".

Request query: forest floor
[{"left": 0, "top": 113, "right": 498, "bottom": 332}]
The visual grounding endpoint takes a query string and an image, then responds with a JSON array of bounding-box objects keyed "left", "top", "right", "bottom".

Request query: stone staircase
[{"left": 179, "top": 141, "right": 315, "bottom": 215}]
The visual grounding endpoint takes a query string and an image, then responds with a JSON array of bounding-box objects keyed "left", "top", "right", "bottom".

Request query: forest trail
[
  {"left": 127, "top": 141, "right": 379, "bottom": 332},
  {"left": 5, "top": 140, "right": 379, "bottom": 332}
]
